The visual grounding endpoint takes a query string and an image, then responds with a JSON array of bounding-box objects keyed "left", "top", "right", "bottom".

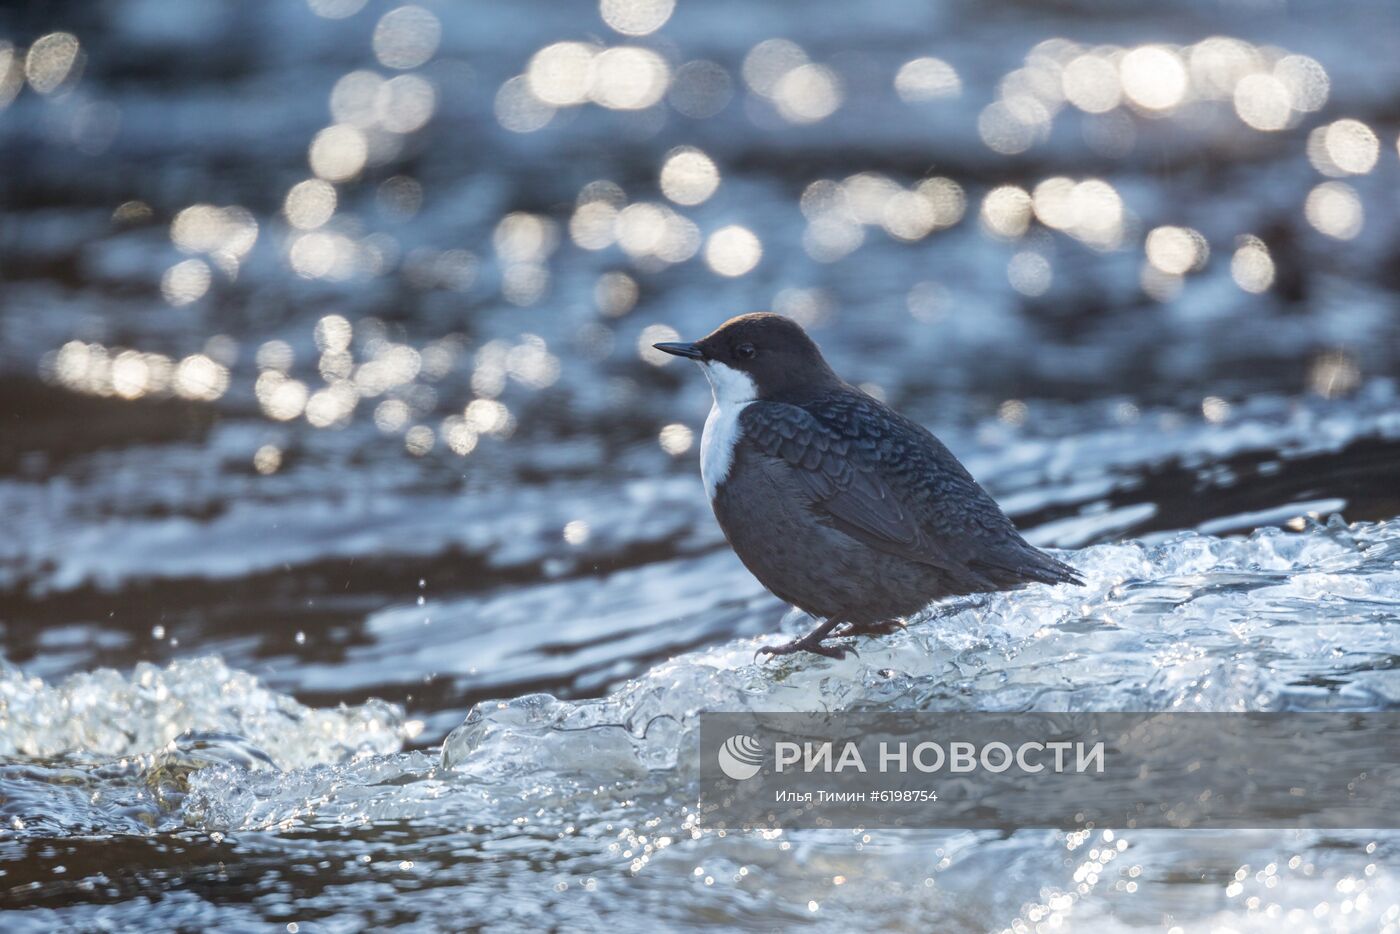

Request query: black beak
[{"left": 653, "top": 341, "right": 706, "bottom": 360}]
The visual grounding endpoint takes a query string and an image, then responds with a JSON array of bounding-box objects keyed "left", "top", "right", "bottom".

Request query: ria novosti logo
[
  {"left": 715, "top": 733, "right": 1107, "bottom": 781},
  {"left": 717, "top": 734, "right": 765, "bottom": 780}
]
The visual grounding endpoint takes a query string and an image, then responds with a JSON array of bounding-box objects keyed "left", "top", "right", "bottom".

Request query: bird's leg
[
  {"left": 837, "top": 618, "right": 906, "bottom": 638},
  {"left": 756, "top": 614, "right": 855, "bottom": 661}
]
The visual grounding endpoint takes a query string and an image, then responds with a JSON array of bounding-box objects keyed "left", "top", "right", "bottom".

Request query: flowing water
[{"left": 2, "top": 0, "right": 1400, "bottom": 930}]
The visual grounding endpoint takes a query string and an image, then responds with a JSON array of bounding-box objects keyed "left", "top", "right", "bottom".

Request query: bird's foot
[{"left": 755, "top": 637, "right": 856, "bottom": 662}]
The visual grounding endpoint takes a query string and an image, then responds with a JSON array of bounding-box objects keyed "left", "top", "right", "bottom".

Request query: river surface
[{"left": 2, "top": 0, "right": 1399, "bottom": 930}]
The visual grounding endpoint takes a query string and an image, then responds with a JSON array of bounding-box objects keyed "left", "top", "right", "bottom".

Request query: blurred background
[{"left": 2, "top": 0, "right": 1400, "bottom": 928}]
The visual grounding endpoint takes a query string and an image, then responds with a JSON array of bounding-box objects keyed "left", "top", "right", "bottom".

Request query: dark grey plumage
[{"left": 655, "top": 313, "right": 1081, "bottom": 658}]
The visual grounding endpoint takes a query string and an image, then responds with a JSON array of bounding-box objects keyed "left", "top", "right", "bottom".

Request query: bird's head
[{"left": 653, "top": 313, "right": 838, "bottom": 403}]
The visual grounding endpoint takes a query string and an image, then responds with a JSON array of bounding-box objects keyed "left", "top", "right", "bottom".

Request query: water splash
[
  {"left": 0, "top": 656, "right": 412, "bottom": 836},
  {"left": 0, "top": 655, "right": 410, "bottom": 768}
]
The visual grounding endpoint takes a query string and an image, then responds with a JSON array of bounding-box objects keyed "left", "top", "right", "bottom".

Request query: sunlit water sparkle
[{"left": 4, "top": 0, "right": 1400, "bottom": 928}]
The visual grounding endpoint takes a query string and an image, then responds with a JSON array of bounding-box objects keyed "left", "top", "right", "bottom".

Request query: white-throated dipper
[{"left": 655, "top": 313, "right": 1083, "bottom": 659}]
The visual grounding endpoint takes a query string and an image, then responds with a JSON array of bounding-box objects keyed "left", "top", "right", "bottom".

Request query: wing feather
[{"left": 739, "top": 395, "right": 1081, "bottom": 590}]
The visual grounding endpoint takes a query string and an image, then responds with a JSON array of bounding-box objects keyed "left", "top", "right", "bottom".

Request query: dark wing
[{"left": 739, "top": 393, "right": 1082, "bottom": 590}]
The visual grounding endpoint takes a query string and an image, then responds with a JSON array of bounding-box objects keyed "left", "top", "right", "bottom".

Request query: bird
[{"left": 654, "top": 313, "right": 1082, "bottom": 660}]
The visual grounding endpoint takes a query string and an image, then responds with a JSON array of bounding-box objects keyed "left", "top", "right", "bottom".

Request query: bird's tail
[
  {"left": 973, "top": 545, "right": 1084, "bottom": 588},
  {"left": 1025, "top": 550, "right": 1084, "bottom": 587}
]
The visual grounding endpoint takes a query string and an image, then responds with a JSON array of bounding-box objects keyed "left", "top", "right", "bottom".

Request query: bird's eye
[{"left": 735, "top": 343, "right": 756, "bottom": 360}]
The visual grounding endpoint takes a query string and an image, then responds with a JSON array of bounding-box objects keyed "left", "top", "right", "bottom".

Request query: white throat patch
[{"left": 699, "top": 361, "right": 756, "bottom": 500}]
